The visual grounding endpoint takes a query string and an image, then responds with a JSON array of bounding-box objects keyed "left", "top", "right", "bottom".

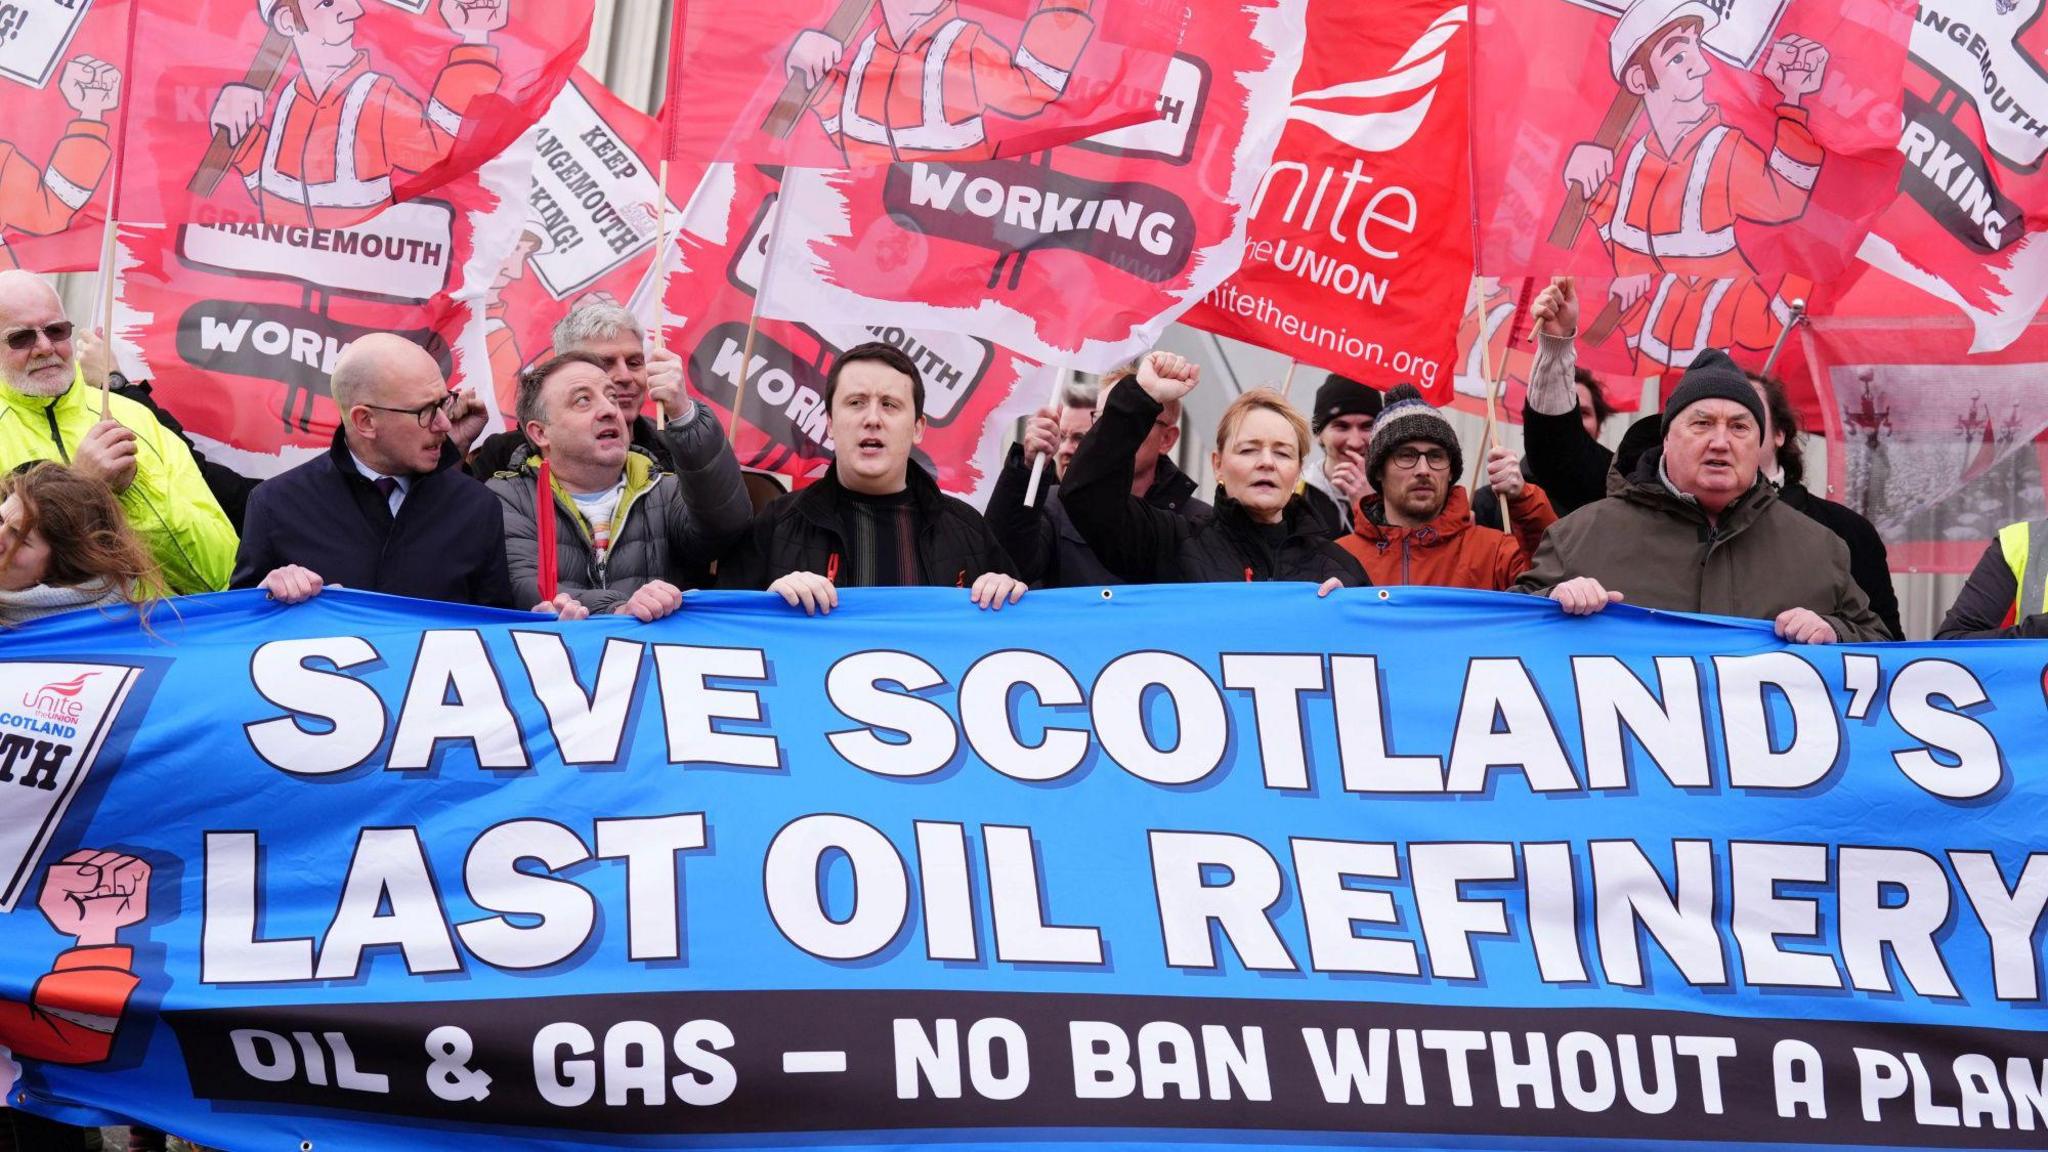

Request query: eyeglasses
[
  {"left": 3, "top": 322, "right": 73, "bottom": 352},
  {"left": 362, "top": 392, "right": 460, "bottom": 428},
  {"left": 1389, "top": 446, "right": 1451, "bottom": 471}
]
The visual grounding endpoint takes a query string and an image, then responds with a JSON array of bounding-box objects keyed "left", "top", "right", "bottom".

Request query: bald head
[
  {"left": 0, "top": 271, "right": 74, "bottom": 398},
  {"left": 0, "top": 270, "right": 62, "bottom": 321},
  {"left": 331, "top": 333, "right": 440, "bottom": 413}
]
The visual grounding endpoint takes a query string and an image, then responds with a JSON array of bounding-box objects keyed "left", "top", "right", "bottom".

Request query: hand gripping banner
[
  {"left": 118, "top": 0, "right": 591, "bottom": 231},
  {"left": 3, "top": 586, "right": 2048, "bottom": 1150},
  {"left": 661, "top": 0, "right": 1186, "bottom": 168}
]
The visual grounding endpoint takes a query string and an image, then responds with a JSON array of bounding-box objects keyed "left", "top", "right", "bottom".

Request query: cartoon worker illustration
[
  {"left": 204, "top": 0, "right": 510, "bottom": 228},
  {"left": 1560, "top": 0, "right": 1827, "bottom": 369},
  {"left": 781, "top": 0, "right": 1096, "bottom": 165},
  {"left": 0, "top": 56, "right": 123, "bottom": 273},
  {"left": 483, "top": 215, "right": 550, "bottom": 423},
  {"left": 0, "top": 850, "right": 150, "bottom": 1068}
]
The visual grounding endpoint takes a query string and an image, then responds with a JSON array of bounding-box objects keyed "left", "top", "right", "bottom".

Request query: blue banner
[{"left": 0, "top": 586, "right": 2044, "bottom": 1151}]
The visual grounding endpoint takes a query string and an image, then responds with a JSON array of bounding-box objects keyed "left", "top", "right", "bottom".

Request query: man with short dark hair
[
  {"left": 489, "top": 350, "right": 749, "bottom": 620},
  {"left": 1297, "top": 373, "right": 1382, "bottom": 535},
  {"left": 720, "top": 341, "right": 1024, "bottom": 613},
  {"left": 233, "top": 333, "right": 513, "bottom": 607},
  {"left": 1516, "top": 348, "right": 1886, "bottom": 642},
  {"left": 985, "top": 367, "right": 1209, "bottom": 587}
]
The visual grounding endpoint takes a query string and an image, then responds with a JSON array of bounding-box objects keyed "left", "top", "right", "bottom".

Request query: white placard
[
  {"left": 528, "top": 83, "right": 665, "bottom": 300},
  {"left": 0, "top": 0, "right": 95, "bottom": 90},
  {"left": 0, "top": 661, "right": 144, "bottom": 912},
  {"left": 178, "top": 200, "right": 457, "bottom": 303}
]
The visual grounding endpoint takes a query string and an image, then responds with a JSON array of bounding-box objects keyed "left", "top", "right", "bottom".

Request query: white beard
[{"left": 2, "top": 360, "right": 71, "bottom": 398}]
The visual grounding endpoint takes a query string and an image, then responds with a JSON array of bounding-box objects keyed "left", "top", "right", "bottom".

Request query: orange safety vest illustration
[
  {"left": 229, "top": 47, "right": 502, "bottom": 228},
  {"left": 484, "top": 298, "right": 527, "bottom": 429},
  {"left": 0, "top": 120, "right": 113, "bottom": 270},
  {"left": 1588, "top": 105, "right": 1818, "bottom": 368},
  {"left": 810, "top": 0, "right": 1095, "bottom": 166},
  {"left": 0, "top": 945, "right": 139, "bottom": 1065}
]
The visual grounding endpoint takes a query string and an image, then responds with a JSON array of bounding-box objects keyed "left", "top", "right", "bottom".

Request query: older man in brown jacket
[{"left": 1515, "top": 347, "right": 1890, "bottom": 643}]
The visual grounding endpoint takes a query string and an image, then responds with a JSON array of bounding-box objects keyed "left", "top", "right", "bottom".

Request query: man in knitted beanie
[
  {"left": 1298, "top": 374, "right": 1382, "bottom": 535},
  {"left": 1338, "top": 385, "right": 1555, "bottom": 589},
  {"left": 1516, "top": 348, "right": 1889, "bottom": 641}
]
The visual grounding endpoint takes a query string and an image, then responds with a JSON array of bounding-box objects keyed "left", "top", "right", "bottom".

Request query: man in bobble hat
[{"left": 1516, "top": 348, "right": 1887, "bottom": 642}]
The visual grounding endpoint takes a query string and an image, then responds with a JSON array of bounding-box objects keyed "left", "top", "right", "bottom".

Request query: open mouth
[
  {"left": 595, "top": 426, "right": 622, "bottom": 443},
  {"left": 858, "top": 437, "right": 887, "bottom": 453}
]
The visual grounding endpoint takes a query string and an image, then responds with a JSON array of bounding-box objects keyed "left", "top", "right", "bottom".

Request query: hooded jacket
[
  {"left": 487, "top": 405, "right": 753, "bottom": 612},
  {"left": 0, "top": 366, "right": 237, "bottom": 594},
  {"left": 1514, "top": 448, "right": 1889, "bottom": 641},
  {"left": 1061, "top": 383, "right": 1369, "bottom": 587},
  {"left": 1342, "top": 484, "right": 1555, "bottom": 590}
]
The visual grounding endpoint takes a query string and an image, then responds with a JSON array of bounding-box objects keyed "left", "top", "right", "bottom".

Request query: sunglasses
[{"left": 3, "top": 322, "right": 73, "bottom": 352}]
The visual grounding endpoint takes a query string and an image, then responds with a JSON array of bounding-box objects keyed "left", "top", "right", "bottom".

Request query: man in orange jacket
[
  {"left": 1340, "top": 385, "right": 1556, "bottom": 589},
  {"left": 206, "top": 0, "right": 507, "bottom": 228},
  {"left": 784, "top": 0, "right": 1095, "bottom": 166}
]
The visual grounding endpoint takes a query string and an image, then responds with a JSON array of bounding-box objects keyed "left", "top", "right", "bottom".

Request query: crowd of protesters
[
  {"left": 7, "top": 250, "right": 2048, "bottom": 1149},
  {"left": 14, "top": 265, "right": 2048, "bottom": 660}
]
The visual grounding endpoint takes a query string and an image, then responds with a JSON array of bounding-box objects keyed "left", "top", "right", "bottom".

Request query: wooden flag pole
[
  {"left": 1471, "top": 276, "right": 1521, "bottom": 527},
  {"left": 1022, "top": 362, "right": 1067, "bottom": 509},
  {"left": 651, "top": 160, "right": 671, "bottom": 349},
  {"left": 727, "top": 186, "right": 795, "bottom": 443},
  {"left": 1280, "top": 357, "right": 1299, "bottom": 395}
]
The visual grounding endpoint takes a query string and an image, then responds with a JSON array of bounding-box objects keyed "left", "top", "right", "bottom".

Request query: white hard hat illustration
[
  {"left": 1608, "top": 0, "right": 1721, "bottom": 81},
  {"left": 257, "top": 0, "right": 277, "bottom": 21},
  {"left": 520, "top": 212, "right": 557, "bottom": 256}
]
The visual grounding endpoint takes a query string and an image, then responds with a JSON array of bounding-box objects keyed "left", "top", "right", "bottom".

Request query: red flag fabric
[
  {"left": 118, "top": 0, "right": 589, "bottom": 231},
  {"left": 757, "top": 0, "right": 1308, "bottom": 370},
  {"left": 1849, "top": 5, "right": 2048, "bottom": 354},
  {"left": 1447, "top": 276, "right": 1646, "bottom": 426},
  {"left": 0, "top": 0, "right": 130, "bottom": 273},
  {"left": 666, "top": 162, "right": 1040, "bottom": 500},
  {"left": 1179, "top": 0, "right": 1473, "bottom": 404},
  {"left": 1801, "top": 266, "right": 2048, "bottom": 575},
  {"left": 481, "top": 70, "right": 706, "bottom": 428},
  {"left": 662, "top": 0, "right": 1185, "bottom": 168},
  {"left": 1470, "top": 0, "right": 1912, "bottom": 377},
  {"left": 113, "top": 137, "right": 531, "bottom": 475}
]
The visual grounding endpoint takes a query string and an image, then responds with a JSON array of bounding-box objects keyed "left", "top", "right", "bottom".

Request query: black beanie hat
[
  {"left": 1367, "top": 384, "right": 1463, "bottom": 487},
  {"left": 1311, "top": 374, "right": 1384, "bottom": 434},
  {"left": 1661, "top": 348, "right": 1765, "bottom": 437}
]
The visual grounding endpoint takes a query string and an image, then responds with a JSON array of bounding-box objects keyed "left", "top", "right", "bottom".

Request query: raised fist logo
[{"left": 37, "top": 850, "right": 150, "bottom": 948}]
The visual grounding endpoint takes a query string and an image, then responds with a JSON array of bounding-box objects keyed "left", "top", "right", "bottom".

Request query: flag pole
[
  {"left": 728, "top": 184, "right": 795, "bottom": 443},
  {"left": 1022, "top": 362, "right": 1067, "bottom": 509},
  {"left": 1760, "top": 299, "right": 1807, "bottom": 378},
  {"left": 1281, "top": 356, "right": 1298, "bottom": 395},
  {"left": 651, "top": 159, "right": 671, "bottom": 350}
]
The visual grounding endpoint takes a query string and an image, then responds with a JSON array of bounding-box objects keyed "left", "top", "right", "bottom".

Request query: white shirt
[{"left": 349, "top": 451, "right": 412, "bottom": 516}]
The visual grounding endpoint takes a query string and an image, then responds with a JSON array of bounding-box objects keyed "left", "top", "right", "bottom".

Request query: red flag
[
  {"left": 756, "top": 0, "right": 1308, "bottom": 370},
  {"left": 114, "top": 139, "right": 530, "bottom": 474},
  {"left": 1849, "top": 5, "right": 2048, "bottom": 354},
  {"left": 662, "top": 0, "right": 1185, "bottom": 168},
  {"left": 483, "top": 70, "right": 709, "bottom": 427},
  {"left": 0, "top": 0, "right": 130, "bottom": 273},
  {"left": 665, "top": 162, "right": 1040, "bottom": 499},
  {"left": 1447, "top": 276, "right": 1645, "bottom": 426},
  {"left": 1470, "top": 0, "right": 1912, "bottom": 376},
  {"left": 118, "top": 0, "right": 590, "bottom": 231},
  {"left": 1179, "top": 0, "right": 1473, "bottom": 404},
  {"left": 1801, "top": 266, "right": 2048, "bottom": 574}
]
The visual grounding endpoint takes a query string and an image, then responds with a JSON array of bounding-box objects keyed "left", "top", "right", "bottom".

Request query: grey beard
[{"left": 2, "top": 362, "right": 71, "bottom": 397}]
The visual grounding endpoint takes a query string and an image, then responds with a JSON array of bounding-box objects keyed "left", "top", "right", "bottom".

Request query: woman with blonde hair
[
  {"left": 1062, "top": 351, "right": 1369, "bottom": 590},
  {"left": 0, "top": 462, "right": 161, "bottom": 626}
]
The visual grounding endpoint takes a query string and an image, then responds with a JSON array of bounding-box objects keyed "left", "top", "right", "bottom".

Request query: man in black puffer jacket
[
  {"left": 719, "top": 342, "right": 1023, "bottom": 614},
  {"left": 1061, "top": 351, "right": 1368, "bottom": 589}
]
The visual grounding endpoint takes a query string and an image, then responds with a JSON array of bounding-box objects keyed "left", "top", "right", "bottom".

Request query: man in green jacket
[{"left": 0, "top": 271, "right": 236, "bottom": 594}]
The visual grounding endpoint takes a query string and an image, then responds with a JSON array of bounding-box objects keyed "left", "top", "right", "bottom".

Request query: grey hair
[
  {"left": 550, "top": 299, "right": 642, "bottom": 351},
  {"left": 1059, "top": 375, "right": 1098, "bottom": 410}
]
